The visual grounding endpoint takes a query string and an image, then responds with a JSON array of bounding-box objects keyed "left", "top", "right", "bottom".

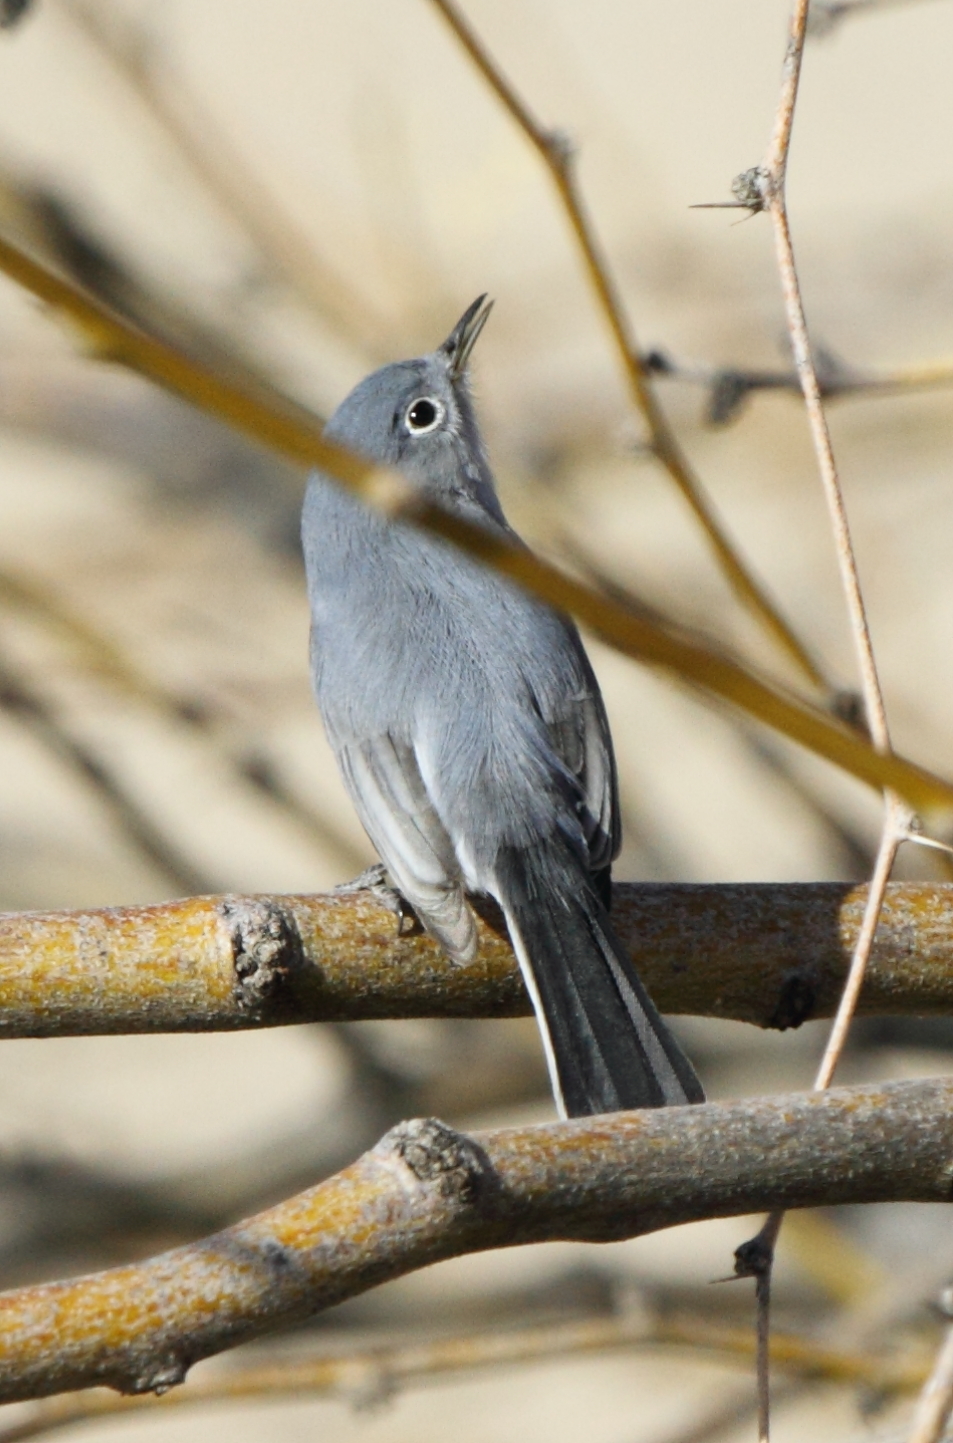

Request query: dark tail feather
[{"left": 496, "top": 842, "right": 704, "bottom": 1117}]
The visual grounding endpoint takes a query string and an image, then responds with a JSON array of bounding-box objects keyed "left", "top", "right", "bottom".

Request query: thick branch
[
  {"left": 0, "top": 1080, "right": 950, "bottom": 1404},
  {"left": 4, "top": 883, "right": 953, "bottom": 1037}
]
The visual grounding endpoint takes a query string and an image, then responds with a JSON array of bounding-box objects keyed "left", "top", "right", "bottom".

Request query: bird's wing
[
  {"left": 540, "top": 636, "right": 621, "bottom": 878},
  {"left": 337, "top": 734, "right": 478, "bottom": 963}
]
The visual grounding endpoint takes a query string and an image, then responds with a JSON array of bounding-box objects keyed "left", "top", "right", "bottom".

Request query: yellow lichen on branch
[
  {"left": 2, "top": 882, "right": 953, "bottom": 1038},
  {"left": 0, "top": 1081, "right": 950, "bottom": 1406}
]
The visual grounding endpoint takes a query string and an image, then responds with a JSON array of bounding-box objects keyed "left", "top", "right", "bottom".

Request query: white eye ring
[{"left": 404, "top": 396, "right": 445, "bottom": 435}]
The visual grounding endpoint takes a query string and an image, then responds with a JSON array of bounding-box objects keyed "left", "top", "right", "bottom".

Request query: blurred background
[{"left": 0, "top": 0, "right": 952, "bottom": 1439}]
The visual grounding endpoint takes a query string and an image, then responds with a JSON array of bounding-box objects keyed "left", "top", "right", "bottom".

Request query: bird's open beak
[{"left": 440, "top": 294, "right": 494, "bottom": 380}]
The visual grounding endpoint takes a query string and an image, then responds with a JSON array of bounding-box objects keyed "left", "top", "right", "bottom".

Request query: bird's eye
[{"left": 405, "top": 397, "right": 444, "bottom": 434}]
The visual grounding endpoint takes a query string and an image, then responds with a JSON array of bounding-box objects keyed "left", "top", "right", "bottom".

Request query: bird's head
[{"left": 325, "top": 296, "right": 501, "bottom": 520}]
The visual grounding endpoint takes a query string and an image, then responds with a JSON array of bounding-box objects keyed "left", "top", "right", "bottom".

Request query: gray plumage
[{"left": 302, "top": 297, "right": 703, "bottom": 1116}]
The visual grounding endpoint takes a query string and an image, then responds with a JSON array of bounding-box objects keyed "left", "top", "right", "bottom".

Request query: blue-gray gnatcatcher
[{"left": 302, "top": 297, "right": 703, "bottom": 1116}]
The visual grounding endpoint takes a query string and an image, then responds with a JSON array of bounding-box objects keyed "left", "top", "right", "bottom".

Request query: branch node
[
  {"left": 831, "top": 688, "right": 869, "bottom": 734},
  {"left": 542, "top": 126, "right": 575, "bottom": 169},
  {"left": 734, "top": 1232, "right": 774, "bottom": 1281},
  {"left": 388, "top": 1117, "right": 490, "bottom": 1203},
  {"left": 731, "top": 165, "right": 772, "bottom": 212},
  {"left": 219, "top": 896, "right": 304, "bottom": 1011},
  {"left": 122, "top": 1353, "right": 189, "bottom": 1397},
  {"left": 709, "top": 370, "right": 756, "bottom": 425},
  {"left": 766, "top": 967, "right": 818, "bottom": 1031}
]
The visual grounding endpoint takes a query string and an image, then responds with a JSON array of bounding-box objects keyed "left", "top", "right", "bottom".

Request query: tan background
[{"left": 0, "top": 1, "right": 952, "bottom": 1439}]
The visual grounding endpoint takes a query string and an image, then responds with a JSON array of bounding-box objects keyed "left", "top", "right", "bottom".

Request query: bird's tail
[{"left": 495, "top": 840, "right": 704, "bottom": 1117}]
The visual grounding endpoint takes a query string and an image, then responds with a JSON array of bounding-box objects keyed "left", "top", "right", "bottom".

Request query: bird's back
[{"left": 303, "top": 470, "right": 617, "bottom": 881}]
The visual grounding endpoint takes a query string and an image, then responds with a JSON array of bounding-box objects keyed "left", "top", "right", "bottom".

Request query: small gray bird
[{"left": 302, "top": 297, "right": 703, "bottom": 1117}]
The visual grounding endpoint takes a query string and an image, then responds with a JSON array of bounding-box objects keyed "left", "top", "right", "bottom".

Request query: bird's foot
[{"left": 332, "top": 863, "right": 418, "bottom": 935}]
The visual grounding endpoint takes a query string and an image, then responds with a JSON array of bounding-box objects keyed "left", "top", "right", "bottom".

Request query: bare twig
[
  {"left": 0, "top": 1080, "right": 949, "bottom": 1405},
  {"left": 730, "top": 2, "right": 915, "bottom": 1434},
  {"left": 4, "top": 881, "right": 953, "bottom": 1037},
  {"left": 427, "top": 0, "right": 830, "bottom": 695},
  {"left": 813, "top": 814, "right": 906, "bottom": 1088},
  {"left": 761, "top": 1, "right": 890, "bottom": 756},
  {"left": 907, "top": 1293, "right": 953, "bottom": 1443},
  {"left": 645, "top": 1383, "right": 804, "bottom": 1443},
  {"left": 0, "top": 231, "right": 949, "bottom": 808},
  {"left": 644, "top": 345, "right": 953, "bottom": 427},
  {"left": 0, "top": 1310, "right": 930, "bottom": 1442},
  {"left": 735, "top": 1209, "right": 785, "bottom": 1442}
]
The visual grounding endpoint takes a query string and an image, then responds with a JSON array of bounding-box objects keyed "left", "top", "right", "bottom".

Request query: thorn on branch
[
  {"left": 690, "top": 166, "right": 770, "bottom": 216},
  {"left": 709, "top": 370, "right": 767, "bottom": 426}
]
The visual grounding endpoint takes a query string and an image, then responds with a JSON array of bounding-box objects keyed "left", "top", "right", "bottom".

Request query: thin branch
[
  {"left": 813, "top": 808, "right": 905, "bottom": 1088},
  {"left": 645, "top": 1382, "right": 804, "bottom": 1443},
  {"left": 427, "top": 0, "right": 829, "bottom": 696},
  {"left": 4, "top": 881, "right": 953, "bottom": 1037},
  {"left": 907, "top": 1296, "right": 953, "bottom": 1443},
  {"left": 736, "top": 1208, "right": 784, "bottom": 1443},
  {"left": 0, "top": 1080, "right": 949, "bottom": 1405},
  {"left": 644, "top": 345, "right": 953, "bottom": 427},
  {"left": 734, "top": 2, "right": 914, "bottom": 1433},
  {"left": 0, "top": 233, "right": 949, "bottom": 810},
  {"left": 761, "top": 2, "right": 891, "bottom": 755},
  {"left": 762, "top": 0, "right": 908, "bottom": 1162},
  {"left": 0, "top": 1311, "right": 930, "bottom": 1442}
]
